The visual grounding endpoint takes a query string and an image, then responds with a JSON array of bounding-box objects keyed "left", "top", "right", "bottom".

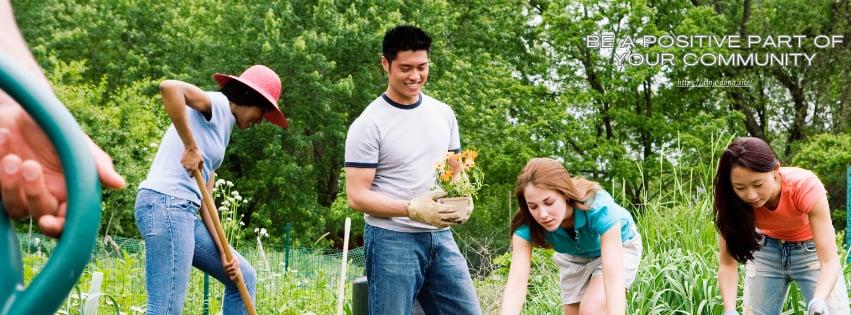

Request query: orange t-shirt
[{"left": 753, "top": 167, "right": 826, "bottom": 241}]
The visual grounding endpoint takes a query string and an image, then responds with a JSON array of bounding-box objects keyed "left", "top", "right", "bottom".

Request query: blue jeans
[
  {"left": 743, "top": 235, "right": 850, "bottom": 315},
  {"left": 364, "top": 224, "right": 482, "bottom": 315},
  {"left": 134, "top": 189, "right": 257, "bottom": 315}
]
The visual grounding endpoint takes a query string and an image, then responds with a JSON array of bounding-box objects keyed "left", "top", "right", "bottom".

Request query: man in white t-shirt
[{"left": 344, "top": 25, "right": 482, "bottom": 314}]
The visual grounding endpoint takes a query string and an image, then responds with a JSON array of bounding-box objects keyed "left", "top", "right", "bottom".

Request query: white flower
[{"left": 254, "top": 227, "right": 269, "bottom": 237}]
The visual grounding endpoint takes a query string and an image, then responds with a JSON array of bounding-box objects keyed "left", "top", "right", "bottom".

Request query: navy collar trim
[{"left": 382, "top": 93, "right": 422, "bottom": 109}]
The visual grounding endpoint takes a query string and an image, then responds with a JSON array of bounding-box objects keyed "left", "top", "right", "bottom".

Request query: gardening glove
[
  {"left": 721, "top": 311, "right": 739, "bottom": 315},
  {"left": 453, "top": 194, "right": 474, "bottom": 224},
  {"left": 807, "top": 298, "right": 828, "bottom": 315},
  {"left": 407, "top": 191, "right": 460, "bottom": 228}
]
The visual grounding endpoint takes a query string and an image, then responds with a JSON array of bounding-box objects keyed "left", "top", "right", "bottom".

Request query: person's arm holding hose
[{"left": 0, "top": 0, "right": 125, "bottom": 237}]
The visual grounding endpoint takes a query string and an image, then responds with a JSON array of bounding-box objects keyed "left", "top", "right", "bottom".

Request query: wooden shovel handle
[{"left": 194, "top": 171, "right": 257, "bottom": 315}]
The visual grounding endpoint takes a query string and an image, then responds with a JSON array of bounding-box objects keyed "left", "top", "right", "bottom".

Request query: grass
[
  {"left": 18, "top": 197, "right": 851, "bottom": 314},
  {"left": 21, "top": 241, "right": 366, "bottom": 315}
]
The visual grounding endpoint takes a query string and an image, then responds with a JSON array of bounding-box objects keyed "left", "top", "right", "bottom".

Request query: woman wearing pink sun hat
[
  {"left": 134, "top": 65, "right": 286, "bottom": 315},
  {"left": 213, "top": 64, "right": 288, "bottom": 129}
]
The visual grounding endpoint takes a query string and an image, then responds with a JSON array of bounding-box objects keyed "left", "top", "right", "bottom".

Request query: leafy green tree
[
  {"left": 792, "top": 133, "right": 851, "bottom": 231},
  {"left": 48, "top": 58, "right": 165, "bottom": 237}
]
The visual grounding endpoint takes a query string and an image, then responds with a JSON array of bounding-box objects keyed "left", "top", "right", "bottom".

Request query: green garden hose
[{"left": 0, "top": 52, "right": 101, "bottom": 315}]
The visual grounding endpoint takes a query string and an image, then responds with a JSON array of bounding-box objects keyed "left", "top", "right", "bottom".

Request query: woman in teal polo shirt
[{"left": 500, "top": 158, "right": 642, "bottom": 315}]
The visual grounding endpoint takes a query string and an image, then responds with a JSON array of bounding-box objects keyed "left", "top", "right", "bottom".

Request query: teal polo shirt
[{"left": 514, "top": 190, "right": 637, "bottom": 258}]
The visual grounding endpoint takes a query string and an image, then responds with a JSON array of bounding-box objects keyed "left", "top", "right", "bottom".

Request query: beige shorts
[{"left": 552, "top": 233, "right": 643, "bottom": 304}]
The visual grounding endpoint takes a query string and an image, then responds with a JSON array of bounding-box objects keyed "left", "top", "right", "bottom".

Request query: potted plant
[{"left": 432, "top": 149, "right": 485, "bottom": 213}]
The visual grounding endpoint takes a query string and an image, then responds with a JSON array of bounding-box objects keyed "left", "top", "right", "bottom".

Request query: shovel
[{"left": 193, "top": 171, "right": 257, "bottom": 315}]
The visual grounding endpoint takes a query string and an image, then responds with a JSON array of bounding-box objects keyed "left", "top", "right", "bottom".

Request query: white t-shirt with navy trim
[{"left": 345, "top": 93, "right": 461, "bottom": 232}]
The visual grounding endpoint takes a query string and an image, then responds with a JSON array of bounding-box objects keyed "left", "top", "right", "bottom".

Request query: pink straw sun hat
[{"left": 213, "top": 65, "right": 288, "bottom": 129}]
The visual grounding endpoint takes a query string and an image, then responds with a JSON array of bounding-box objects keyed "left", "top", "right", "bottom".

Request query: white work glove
[
  {"left": 807, "top": 298, "right": 828, "bottom": 315},
  {"left": 407, "top": 191, "right": 460, "bottom": 228}
]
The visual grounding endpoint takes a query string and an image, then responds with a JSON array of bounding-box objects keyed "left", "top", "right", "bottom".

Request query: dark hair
[
  {"left": 510, "top": 158, "right": 601, "bottom": 248},
  {"left": 219, "top": 80, "right": 272, "bottom": 110},
  {"left": 712, "top": 136, "right": 779, "bottom": 263},
  {"left": 382, "top": 25, "right": 432, "bottom": 65}
]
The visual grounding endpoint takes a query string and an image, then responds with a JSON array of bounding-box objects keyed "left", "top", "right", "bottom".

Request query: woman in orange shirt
[{"left": 713, "top": 137, "right": 849, "bottom": 315}]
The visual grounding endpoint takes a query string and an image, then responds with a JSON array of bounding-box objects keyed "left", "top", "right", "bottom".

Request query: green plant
[
  {"left": 433, "top": 149, "right": 485, "bottom": 198},
  {"left": 213, "top": 178, "right": 248, "bottom": 248}
]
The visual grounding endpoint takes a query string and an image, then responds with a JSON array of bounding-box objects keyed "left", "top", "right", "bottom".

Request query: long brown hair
[
  {"left": 713, "top": 137, "right": 778, "bottom": 263},
  {"left": 510, "top": 158, "right": 601, "bottom": 248}
]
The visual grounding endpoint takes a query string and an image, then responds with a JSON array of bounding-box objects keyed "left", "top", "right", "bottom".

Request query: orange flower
[
  {"left": 463, "top": 159, "right": 475, "bottom": 170},
  {"left": 461, "top": 149, "right": 477, "bottom": 160},
  {"left": 440, "top": 170, "right": 454, "bottom": 182},
  {"left": 434, "top": 159, "right": 446, "bottom": 171},
  {"left": 432, "top": 149, "right": 484, "bottom": 198}
]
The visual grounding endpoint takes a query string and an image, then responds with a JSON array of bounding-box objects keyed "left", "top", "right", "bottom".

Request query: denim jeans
[
  {"left": 364, "top": 224, "right": 482, "bottom": 315},
  {"left": 742, "top": 235, "right": 850, "bottom": 315},
  {"left": 134, "top": 189, "right": 257, "bottom": 315}
]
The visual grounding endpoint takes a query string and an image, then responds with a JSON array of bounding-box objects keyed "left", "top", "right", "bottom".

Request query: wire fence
[{"left": 18, "top": 232, "right": 366, "bottom": 315}]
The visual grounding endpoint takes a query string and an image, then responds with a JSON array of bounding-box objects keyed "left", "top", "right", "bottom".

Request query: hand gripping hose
[{"left": 0, "top": 52, "right": 101, "bottom": 315}]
